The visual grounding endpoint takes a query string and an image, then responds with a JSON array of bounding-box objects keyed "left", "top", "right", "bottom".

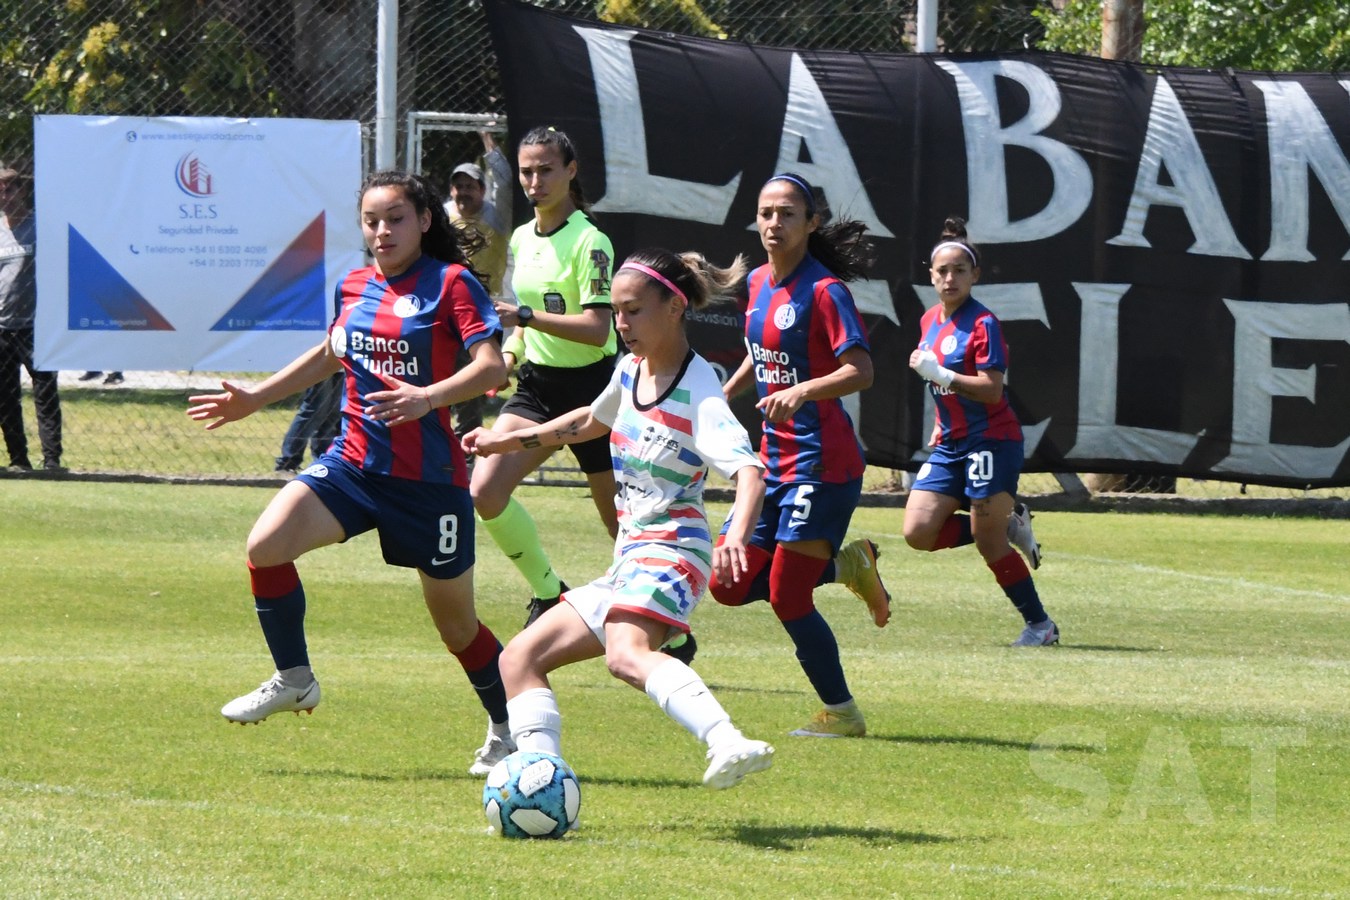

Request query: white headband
[{"left": 931, "top": 240, "right": 978, "bottom": 267}]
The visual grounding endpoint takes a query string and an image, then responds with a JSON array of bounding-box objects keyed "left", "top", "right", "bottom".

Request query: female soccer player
[
  {"left": 470, "top": 126, "right": 626, "bottom": 629},
  {"left": 905, "top": 216, "right": 1055, "bottom": 646},
  {"left": 187, "top": 171, "right": 517, "bottom": 773},
  {"left": 708, "top": 172, "right": 889, "bottom": 739},
  {"left": 463, "top": 248, "right": 774, "bottom": 789}
]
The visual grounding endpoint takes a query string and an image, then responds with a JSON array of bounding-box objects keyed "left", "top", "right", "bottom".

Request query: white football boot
[{"left": 221, "top": 672, "right": 320, "bottom": 724}]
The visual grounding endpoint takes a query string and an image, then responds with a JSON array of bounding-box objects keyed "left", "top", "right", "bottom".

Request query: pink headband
[{"left": 618, "top": 262, "right": 687, "bottom": 303}]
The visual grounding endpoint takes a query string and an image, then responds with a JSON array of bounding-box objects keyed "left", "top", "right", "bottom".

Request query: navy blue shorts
[
  {"left": 722, "top": 477, "right": 862, "bottom": 556},
  {"left": 912, "top": 438, "right": 1023, "bottom": 501},
  {"left": 295, "top": 453, "right": 475, "bottom": 579},
  {"left": 501, "top": 357, "right": 615, "bottom": 474}
]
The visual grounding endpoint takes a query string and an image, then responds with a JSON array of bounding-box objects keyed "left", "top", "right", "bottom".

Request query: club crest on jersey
[
  {"left": 940, "top": 334, "right": 958, "bottom": 356},
  {"left": 330, "top": 326, "right": 349, "bottom": 358},
  {"left": 392, "top": 294, "right": 423, "bottom": 318},
  {"left": 543, "top": 291, "right": 566, "bottom": 315},
  {"left": 773, "top": 304, "right": 797, "bottom": 330}
]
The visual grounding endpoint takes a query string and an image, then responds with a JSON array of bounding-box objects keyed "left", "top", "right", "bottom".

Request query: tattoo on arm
[{"left": 521, "top": 435, "right": 542, "bottom": 449}]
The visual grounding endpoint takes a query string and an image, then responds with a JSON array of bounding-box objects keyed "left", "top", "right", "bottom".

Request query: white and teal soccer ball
[{"left": 483, "top": 750, "right": 581, "bottom": 839}]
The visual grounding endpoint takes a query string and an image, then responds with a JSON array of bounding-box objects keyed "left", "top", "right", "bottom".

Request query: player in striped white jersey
[{"left": 463, "top": 248, "right": 774, "bottom": 789}]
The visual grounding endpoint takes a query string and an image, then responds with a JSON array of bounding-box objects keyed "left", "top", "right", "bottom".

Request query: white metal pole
[
  {"left": 916, "top": 0, "right": 938, "bottom": 52},
  {"left": 375, "top": 0, "right": 398, "bottom": 170}
]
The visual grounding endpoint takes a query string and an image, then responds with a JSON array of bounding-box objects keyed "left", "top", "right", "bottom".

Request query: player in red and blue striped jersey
[
  {"left": 189, "top": 171, "right": 518, "bottom": 772},
  {"left": 709, "top": 173, "right": 892, "bottom": 740},
  {"left": 905, "top": 216, "right": 1057, "bottom": 647},
  {"left": 327, "top": 244, "right": 496, "bottom": 484}
]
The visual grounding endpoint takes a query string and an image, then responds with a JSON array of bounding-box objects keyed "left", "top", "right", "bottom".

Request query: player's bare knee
[
  {"left": 902, "top": 527, "right": 934, "bottom": 552},
  {"left": 602, "top": 647, "right": 646, "bottom": 688},
  {"left": 498, "top": 640, "right": 533, "bottom": 686}
]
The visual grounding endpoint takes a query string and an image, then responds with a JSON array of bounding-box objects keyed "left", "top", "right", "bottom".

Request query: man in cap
[{"left": 445, "top": 131, "right": 513, "bottom": 440}]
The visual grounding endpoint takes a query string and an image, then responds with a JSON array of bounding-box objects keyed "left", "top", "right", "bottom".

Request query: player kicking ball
[{"left": 463, "top": 248, "right": 773, "bottom": 789}]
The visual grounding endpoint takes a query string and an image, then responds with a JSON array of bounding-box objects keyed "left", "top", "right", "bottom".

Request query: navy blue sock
[
  {"left": 467, "top": 658, "right": 509, "bottom": 724},
  {"left": 250, "top": 562, "right": 308, "bottom": 670},
  {"left": 989, "top": 551, "right": 1047, "bottom": 624},
  {"left": 1006, "top": 580, "right": 1048, "bottom": 625},
  {"left": 454, "top": 624, "right": 509, "bottom": 724},
  {"left": 781, "top": 610, "right": 852, "bottom": 705},
  {"left": 254, "top": 591, "right": 309, "bottom": 670}
]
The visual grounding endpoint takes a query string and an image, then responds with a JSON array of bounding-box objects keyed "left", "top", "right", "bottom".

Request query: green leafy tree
[
  {"left": 0, "top": 1, "right": 308, "bottom": 170},
  {"left": 598, "top": 0, "right": 728, "bottom": 38},
  {"left": 1035, "top": 0, "right": 1350, "bottom": 70}
]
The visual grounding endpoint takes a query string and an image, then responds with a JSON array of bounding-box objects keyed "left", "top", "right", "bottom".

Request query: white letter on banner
[
  {"left": 1215, "top": 299, "right": 1350, "bottom": 480},
  {"left": 910, "top": 283, "right": 1049, "bottom": 457},
  {"left": 934, "top": 60, "right": 1092, "bottom": 243},
  {"left": 770, "top": 54, "right": 893, "bottom": 238},
  {"left": 575, "top": 26, "right": 740, "bottom": 224},
  {"left": 1255, "top": 80, "right": 1350, "bottom": 261},
  {"left": 1109, "top": 76, "right": 1251, "bottom": 258},
  {"left": 1063, "top": 283, "right": 1197, "bottom": 464}
]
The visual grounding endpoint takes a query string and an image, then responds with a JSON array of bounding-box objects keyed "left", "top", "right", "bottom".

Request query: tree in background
[
  {"left": 0, "top": 0, "right": 375, "bottom": 170},
  {"left": 1035, "top": 0, "right": 1350, "bottom": 70},
  {"left": 599, "top": 0, "right": 728, "bottom": 37}
]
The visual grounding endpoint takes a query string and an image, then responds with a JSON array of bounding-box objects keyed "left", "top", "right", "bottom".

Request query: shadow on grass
[
  {"left": 267, "top": 767, "right": 460, "bottom": 783},
  {"left": 716, "top": 821, "right": 952, "bottom": 851},
  {"left": 1055, "top": 643, "right": 1169, "bottom": 653},
  {"left": 575, "top": 773, "right": 701, "bottom": 790},
  {"left": 269, "top": 767, "right": 702, "bottom": 790},
  {"left": 703, "top": 681, "right": 808, "bottom": 698},
  {"left": 872, "top": 733, "right": 1103, "bottom": 753}
]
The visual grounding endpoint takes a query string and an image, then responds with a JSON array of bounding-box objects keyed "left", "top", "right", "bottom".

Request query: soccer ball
[{"left": 483, "top": 750, "right": 581, "bottom": 839}]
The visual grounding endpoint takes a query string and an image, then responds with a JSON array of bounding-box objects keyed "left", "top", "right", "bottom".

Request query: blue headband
[{"left": 765, "top": 173, "right": 817, "bottom": 217}]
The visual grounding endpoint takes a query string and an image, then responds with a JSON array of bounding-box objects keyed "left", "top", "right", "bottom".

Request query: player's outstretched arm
[
  {"left": 186, "top": 340, "right": 338, "bottom": 431},
  {"left": 462, "top": 406, "right": 605, "bottom": 458}
]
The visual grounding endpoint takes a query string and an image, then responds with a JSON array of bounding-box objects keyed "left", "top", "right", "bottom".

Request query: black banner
[{"left": 485, "top": 0, "right": 1350, "bottom": 488}]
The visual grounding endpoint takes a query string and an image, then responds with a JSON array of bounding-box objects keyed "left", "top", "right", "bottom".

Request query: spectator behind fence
[
  {"left": 78, "top": 370, "right": 125, "bottom": 385},
  {"left": 445, "top": 131, "right": 513, "bottom": 442},
  {"left": 0, "top": 162, "right": 62, "bottom": 473},
  {"left": 274, "top": 371, "right": 342, "bottom": 474}
]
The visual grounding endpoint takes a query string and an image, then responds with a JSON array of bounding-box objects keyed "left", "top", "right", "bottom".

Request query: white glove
[{"left": 912, "top": 350, "right": 955, "bottom": 389}]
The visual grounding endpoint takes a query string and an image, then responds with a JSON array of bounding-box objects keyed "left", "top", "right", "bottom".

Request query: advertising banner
[
  {"left": 34, "top": 116, "right": 363, "bottom": 372},
  {"left": 485, "top": 0, "right": 1350, "bottom": 487}
]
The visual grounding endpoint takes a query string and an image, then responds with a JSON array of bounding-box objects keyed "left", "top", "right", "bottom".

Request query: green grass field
[{"left": 2, "top": 481, "right": 1347, "bottom": 898}]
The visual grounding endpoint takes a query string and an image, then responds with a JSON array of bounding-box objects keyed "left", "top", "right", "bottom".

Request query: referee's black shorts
[{"left": 500, "top": 356, "right": 617, "bottom": 474}]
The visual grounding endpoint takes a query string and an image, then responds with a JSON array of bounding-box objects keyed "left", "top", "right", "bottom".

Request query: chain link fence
[{"left": 1, "top": 0, "right": 1344, "bottom": 508}]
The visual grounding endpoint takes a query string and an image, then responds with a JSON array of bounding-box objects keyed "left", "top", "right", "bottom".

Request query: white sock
[
  {"left": 507, "top": 687, "right": 562, "bottom": 756},
  {"left": 489, "top": 718, "right": 511, "bottom": 740},
  {"left": 277, "top": 665, "right": 313, "bottom": 687},
  {"left": 644, "top": 658, "right": 733, "bottom": 745}
]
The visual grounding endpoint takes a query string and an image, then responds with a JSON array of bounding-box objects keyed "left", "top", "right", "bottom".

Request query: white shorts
[{"left": 563, "top": 544, "right": 708, "bottom": 647}]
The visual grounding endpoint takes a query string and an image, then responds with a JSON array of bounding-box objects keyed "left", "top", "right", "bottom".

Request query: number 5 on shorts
[{"left": 790, "top": 484, "right": 815, "bottom": 524}]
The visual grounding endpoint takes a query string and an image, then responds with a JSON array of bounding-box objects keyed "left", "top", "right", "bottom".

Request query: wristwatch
[{"left": 516, "top": 305, "right": 534, "bottom": 327}]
